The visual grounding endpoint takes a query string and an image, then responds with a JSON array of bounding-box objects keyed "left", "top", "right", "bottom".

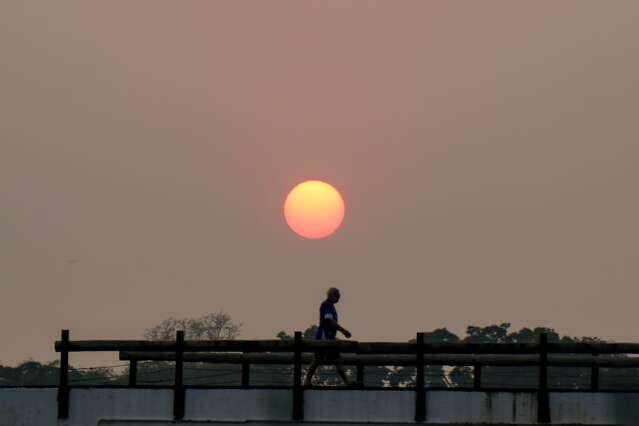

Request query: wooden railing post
[
  {"left": 173, "top": 330, "right": 185, "bottom": 420},
  {"left": 591, "top": 352, "right": 599, "bottom": 391},
  {"left": 415, "top": 332, "right": 426, "bottom": 422},
  {"left": 292, "top": 331, "right": 304, "bottom": 420},
  {"left": 128, "top": 360, "right": 137, "bottom": 387},
  {"left": 538, "top": 333, "right": 550, "bottom": 423},
  {"left": 473, "top": 363, "right": 481, "bottom": 390},
  {"left": 241, "top": 360, "right": 250, "bottom": 388},
  {"left": 356, "top": 362, "right": 364, "bottom": 387},
  {"left": 57, "top": 329, "right": 70, "bottom": 419}
]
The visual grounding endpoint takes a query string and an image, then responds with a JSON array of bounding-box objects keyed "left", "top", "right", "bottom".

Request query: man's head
[{"left": 326, "top": 287, "right": 341, "bottom": 303}]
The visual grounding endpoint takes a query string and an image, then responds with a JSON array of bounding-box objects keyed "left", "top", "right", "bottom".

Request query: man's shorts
[{"left": 314, "top": 349, "right": 341, "bottom": 364}]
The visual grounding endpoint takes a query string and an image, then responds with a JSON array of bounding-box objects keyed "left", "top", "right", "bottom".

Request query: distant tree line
[{"left": 2, "top": 314, "right": 638, "bottom": 389}]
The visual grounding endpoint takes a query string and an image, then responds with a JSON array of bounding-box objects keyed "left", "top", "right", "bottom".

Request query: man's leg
[
  {"left": 303, "top": 357, "right": 320, "bottom": 386},
  {"left": 334, "top": 356, "right": 355, "bottom": 385}
]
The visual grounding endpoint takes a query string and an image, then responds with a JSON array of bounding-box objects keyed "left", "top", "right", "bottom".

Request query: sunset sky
[{"left": 2, "top": 2, "right": 638, "bottom": 365}]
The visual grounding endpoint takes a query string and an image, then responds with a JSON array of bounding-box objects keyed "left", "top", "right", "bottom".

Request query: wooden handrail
[
  {"left": 55, "top": 339, "right": 639, "bottom": 355},
  {"left": 53, "top": 330, "right": 639, "bottom": 424},
  {"left": 117, "top": 351, "right": 639, "bottom": 367}
]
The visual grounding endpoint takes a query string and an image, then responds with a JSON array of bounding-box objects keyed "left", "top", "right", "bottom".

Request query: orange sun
[{"left": 284, "top": 180, "right": 345, "bottom": 239}]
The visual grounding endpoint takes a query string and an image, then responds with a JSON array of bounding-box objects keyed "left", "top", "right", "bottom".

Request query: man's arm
[{"left": 327, "top": 318, "right": 351, "bottom": 338}]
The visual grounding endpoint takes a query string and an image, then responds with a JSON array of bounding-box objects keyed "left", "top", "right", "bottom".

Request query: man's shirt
[{"left": 315, "top": 300, "right": 338, "bottom": 340}]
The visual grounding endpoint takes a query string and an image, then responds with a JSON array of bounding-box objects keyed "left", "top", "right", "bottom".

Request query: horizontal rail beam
[
  {"left": 118, "top": 352, "right": 639, "bottom": 367},
  {"left": 546, "top": 343, "right": 639, "bottom": 354},
  {"left": 55, "top": 340, "right": 293, "bottom": 353},
  {"left": 55, "top": 341, "right": 177, "bottom": 352},
  {"left": 55, "top": 339, "right": 639, "bottom": 355}
]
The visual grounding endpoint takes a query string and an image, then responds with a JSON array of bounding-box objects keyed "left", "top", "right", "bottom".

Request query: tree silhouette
[{"left": 144, "top": 311, "right": 241, "bottom": 341}]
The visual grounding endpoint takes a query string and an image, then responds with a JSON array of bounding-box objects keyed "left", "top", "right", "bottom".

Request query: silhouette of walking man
[{"left": 303, "top": 287, "right": 355, "bottom": 386}]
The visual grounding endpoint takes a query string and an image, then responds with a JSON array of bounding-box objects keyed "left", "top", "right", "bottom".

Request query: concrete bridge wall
[{"left": 1, "top": 388, "right": 638, "bottom": 425}]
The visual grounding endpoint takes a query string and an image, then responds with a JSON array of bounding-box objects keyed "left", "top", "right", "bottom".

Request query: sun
[{"left": 284, "top": 180, "right": 345, "bottom": 239}]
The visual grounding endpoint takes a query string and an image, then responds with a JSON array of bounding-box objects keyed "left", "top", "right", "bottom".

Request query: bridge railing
[{"left": 54, "top": 330, "right": 639, "bottom": 423}]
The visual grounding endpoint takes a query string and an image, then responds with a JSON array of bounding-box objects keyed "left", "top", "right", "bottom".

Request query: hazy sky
[{"left": 2, "top": 2, "right": 638, "bottom": 366}]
